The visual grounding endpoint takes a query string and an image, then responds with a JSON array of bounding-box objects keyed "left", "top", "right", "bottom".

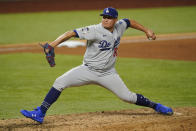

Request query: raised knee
[{"left": 53, "top": 77, "right": 69, "bottom": 92}]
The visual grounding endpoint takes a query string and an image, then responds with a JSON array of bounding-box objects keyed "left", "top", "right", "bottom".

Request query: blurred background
[{"left": 0, "top": 0, "right": 196, "bottom": 13}]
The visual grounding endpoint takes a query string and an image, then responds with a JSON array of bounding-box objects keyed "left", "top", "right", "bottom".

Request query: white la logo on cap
[{"left": 106, "top": 8, "right": 109, "bottom": 13}]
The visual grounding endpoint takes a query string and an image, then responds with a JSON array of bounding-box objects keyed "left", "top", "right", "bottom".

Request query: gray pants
[{"left": 53, "top": 65, "right": 137, "bottom": 104}]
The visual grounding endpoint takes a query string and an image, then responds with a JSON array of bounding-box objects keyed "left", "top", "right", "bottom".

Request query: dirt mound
[{"left": 0, "top": 107, "right": 196, "bottom": 131}]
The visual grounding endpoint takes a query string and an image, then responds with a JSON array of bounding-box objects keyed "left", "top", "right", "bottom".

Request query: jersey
[{"left": 74, "top": 19, "right": 130, "bottom": 71}]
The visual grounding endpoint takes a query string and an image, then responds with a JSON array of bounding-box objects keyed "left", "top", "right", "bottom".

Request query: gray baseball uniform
[{"left": 53, "top": 19, "right": 137, "bottom": 104}]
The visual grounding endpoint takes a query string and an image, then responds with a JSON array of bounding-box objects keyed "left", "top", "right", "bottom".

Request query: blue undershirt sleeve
[
  {"left": 73, "top": 29, "right": 79, "bottom": 38},
  {"left": 122, "top": 18, "right": 131, "bottom": 29}
]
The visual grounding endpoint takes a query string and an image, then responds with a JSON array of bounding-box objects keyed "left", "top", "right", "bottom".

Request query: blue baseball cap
[{"left": 100, "top": 7, "right": 118, "bottom": 18}]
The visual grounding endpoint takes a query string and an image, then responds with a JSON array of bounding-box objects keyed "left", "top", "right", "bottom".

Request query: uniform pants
[{"left": 53, "top": 65, "right": 137, "bottom": 104}]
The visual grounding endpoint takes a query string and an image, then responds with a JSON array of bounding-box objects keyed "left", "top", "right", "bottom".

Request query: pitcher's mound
[{"left": 0, "top": 107, "right": 196, "bottom": 131}]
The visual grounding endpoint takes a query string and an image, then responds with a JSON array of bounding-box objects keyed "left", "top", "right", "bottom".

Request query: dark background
[{"left": 0, "top": 0, "right": 196, "bottom": 13}]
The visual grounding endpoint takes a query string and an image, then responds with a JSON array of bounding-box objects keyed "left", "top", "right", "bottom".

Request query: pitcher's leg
[
  {"left": 97, "top": 73, "right": 137, "bottom": 104},
  {"left": 53, "top": 65, "right": 95, "bottom": 91},
  {"left": 97, "top": 73, "right": 173, "bottom": 115},
  {"left": 21, "top": 65, "right": 96, "bottom": 123},
  {"left": 99, "top": 73, "right": 156, "bottom": 107},
  {"left": 41, "top": 65, "right": 95, "bottom": 113}
]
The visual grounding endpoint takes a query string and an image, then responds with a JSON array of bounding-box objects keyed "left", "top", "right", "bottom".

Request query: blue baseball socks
[
  {"left": 40, "top": 87, "right": 61, "bottom": 114},
  {"left": 135, "top": 94, "right": 157, "bottom": 109},
  {"left": 40, "top": 91, "right": 157, "bottom": 114}
]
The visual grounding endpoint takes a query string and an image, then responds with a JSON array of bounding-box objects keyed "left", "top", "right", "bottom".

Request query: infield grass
[
  {"left": 0, "top": 53, "right": 196, "bottom": 119},
  {"left": 0, "top": 6, "right": 196, "bottom": 44}
]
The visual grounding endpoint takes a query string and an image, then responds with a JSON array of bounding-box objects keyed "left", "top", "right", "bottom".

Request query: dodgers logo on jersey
[{"left": 98, "top": 40, "right": 111, "bottom": 51}]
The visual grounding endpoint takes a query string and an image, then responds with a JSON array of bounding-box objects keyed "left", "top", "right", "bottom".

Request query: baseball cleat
[
  {"left": 155, "top": 103, "right": 173, "bottom": 115},
  {"left": 20, "top": 107, "right": 45, "bottom": 124}
]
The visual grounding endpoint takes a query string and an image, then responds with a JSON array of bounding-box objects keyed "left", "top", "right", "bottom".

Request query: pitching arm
[{"left": 128, "top": 19, "right": 156, "bottom": 40}]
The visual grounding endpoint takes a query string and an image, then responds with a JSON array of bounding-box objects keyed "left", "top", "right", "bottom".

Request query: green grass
[
  {"left": 0, "top": 53, "right": 196, "bottom": 119},
  {"left": 0, "top": 6, "right": 196, "bottom": 44}
]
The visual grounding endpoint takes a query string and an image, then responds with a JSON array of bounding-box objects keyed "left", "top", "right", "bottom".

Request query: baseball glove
[{"left": 39, "top": 43, "right": 55, "bottom": 67}]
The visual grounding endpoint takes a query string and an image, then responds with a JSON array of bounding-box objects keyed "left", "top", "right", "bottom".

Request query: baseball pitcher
[{"left": 21, "top": 7, "right": 173, "bottom": 123}]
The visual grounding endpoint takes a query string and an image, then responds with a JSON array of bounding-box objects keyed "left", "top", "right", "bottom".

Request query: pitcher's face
[{"left": 101, "top": 15, "right": 117, "bottom": 30}]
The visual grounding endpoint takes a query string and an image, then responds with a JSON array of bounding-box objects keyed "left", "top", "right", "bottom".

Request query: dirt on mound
[{"left": 0, "top": 107, "right": 196, "bottom": 131}]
